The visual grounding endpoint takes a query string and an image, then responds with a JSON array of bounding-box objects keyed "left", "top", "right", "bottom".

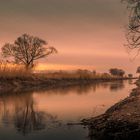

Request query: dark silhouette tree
[
  {"left": 137, "top": 66, "right": 140, "bottom": 74},
  {"left": 109, "top": 68, "right": 125, "bottom": 77},
  {"left": 128, "top": 74, "right": 133, "bottom": 78},
  {"left": 1, "top": 34, "right": 57, "bottom": 69},
  {"left": 122, "top": 0, "right": 140, "bottom": 52}
]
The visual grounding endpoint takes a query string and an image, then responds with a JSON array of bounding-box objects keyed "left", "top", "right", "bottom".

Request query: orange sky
[{"left": 0, "top": 0, "right": 139, "bottom": 74}]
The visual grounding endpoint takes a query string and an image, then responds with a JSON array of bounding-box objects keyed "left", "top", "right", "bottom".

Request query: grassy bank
[
  {"left": 0, "top": 62, "right": 137, "bottom": 93},
  {"left": 0, "top": 77, "right": 135, "bottom": 94},
  {"left": 0, "top": 61, "right": 137, "bottom": 80}
]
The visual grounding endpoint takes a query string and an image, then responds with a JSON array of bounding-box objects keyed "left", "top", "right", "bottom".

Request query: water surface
[{"left": 0, "top": 80, "right": 136, "bottom": 140}]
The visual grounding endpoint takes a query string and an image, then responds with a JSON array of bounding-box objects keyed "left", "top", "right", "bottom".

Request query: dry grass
[
  {"left": 0, "top": 61, "right": 32, "bottom": 79},
  {"left": 0, "top": 61, "right": 127, "bottom": 80},
  {"left": 37, "top": 70, "right": 119, "bottom": 80}
]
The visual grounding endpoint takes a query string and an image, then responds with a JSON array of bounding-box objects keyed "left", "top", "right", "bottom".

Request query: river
[{"left": 0, "top": 80, "right": 136, "bottom": 140}]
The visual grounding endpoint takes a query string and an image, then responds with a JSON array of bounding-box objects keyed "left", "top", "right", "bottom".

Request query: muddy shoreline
[
  {"left": 0, "top": 77, "right": 137, "bottom": 95},
  {"left": 81, "top": 80, "right": 140, "bottom": 140}
]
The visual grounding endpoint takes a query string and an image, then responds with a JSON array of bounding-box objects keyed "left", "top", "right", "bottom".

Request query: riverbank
[
  {"left": 0, "top": 77, "right": 137, "bottom": 95},
  {"left": 81, "top": 80, "right": 140, "bottom": 140}
]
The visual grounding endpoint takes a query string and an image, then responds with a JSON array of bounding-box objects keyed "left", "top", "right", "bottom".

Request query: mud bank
[
  {"left": 81, "top": 82, "right": 140, "bottom": 140},
  {"left": 0, "top": 77, "right": 136, "bottom": 95}
]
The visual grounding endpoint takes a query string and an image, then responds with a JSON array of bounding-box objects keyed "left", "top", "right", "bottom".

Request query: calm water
[{"left": 0, "top": 80, "right": 136, "bottom": 140}]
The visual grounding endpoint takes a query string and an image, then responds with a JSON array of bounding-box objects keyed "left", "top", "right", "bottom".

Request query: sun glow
[{"left": 35, "top": 63, "right": 96, "bottom": 71}]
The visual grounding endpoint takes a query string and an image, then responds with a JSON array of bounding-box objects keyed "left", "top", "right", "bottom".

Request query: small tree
[
  {"left": 92, "top": 70, "right": 96, "bottom": 75},
  {"left": 137, "top": 66, "right": 140, "bottom": 74},
  {"left": 128, "top": 74, "right": 133, "bottom": 78},
  {"left": 119, "top": 70, "right": 125, "bottom": 77},
  {"left": 109, "top": 68, "right": 125, "bottom": 77},
  {"left": 1, "top": 34, "right": 57, "bottom": 69},
  {"left": 109, "top": 68, "right": 118, "bottom": 76}
]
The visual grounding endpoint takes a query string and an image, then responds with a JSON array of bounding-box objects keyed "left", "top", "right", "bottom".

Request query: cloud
[{"left": 0, "top": 0, "right": 126, "bottom": 21}]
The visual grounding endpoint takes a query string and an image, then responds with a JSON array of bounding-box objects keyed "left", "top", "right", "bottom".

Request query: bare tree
[
  {"left": 1, "top": 34, "right": 57, "bottom": 69},
  {"left": 122, "top": 0, "right": 140, "bottom": 51}
]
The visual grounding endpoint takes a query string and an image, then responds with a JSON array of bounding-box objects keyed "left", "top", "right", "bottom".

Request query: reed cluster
[
  {"left": 38, "top": 70, "right": 117, "bottom": 80},
  {"left": 0, "top": 61, "right": 32, "bottom": 79},
  {"left": 0, "top": 62, "right": 129, "bottom": 80}
]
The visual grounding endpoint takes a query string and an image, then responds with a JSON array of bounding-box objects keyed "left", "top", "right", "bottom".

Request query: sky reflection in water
[{"left": 0, "top": 80, "right": 136, "bottom": 140}]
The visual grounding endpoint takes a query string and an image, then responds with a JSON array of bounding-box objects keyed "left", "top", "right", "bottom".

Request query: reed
[
  {"left": 0, "top": 61, "right": 128, "bottom": 80},
  {"left": 39, "top": 70, "right": 118, "bottom": 80},
  {"left": 0, "top": 61, "right": 32, "bottom": 79}
]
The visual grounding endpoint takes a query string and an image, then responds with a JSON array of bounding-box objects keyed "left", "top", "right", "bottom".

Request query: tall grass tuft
[{"left": 0, "top": 60, "right": 32, "bottom": 79}]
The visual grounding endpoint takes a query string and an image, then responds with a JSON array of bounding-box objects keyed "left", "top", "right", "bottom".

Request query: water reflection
[
  {"left": 0, "top": 80, "right": 136, "bottom": 140},
  {"left": 0, "top": 80, "right": 127, "bottom": 96},
  {"left": 36, "top": 80, "right": 127, "bottom": 95},
  {"left": 109, "top": 80, "right": 125, "bottom": 92},
  {"left": 0, "top": 93, "right": 59, "bottom": 135},
  {"left": 14, "top": 95, "right": 46, "bottom": 135}
]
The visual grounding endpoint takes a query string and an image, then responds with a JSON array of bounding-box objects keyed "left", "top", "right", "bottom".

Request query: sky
[{"left": 0, "top": 0, "right": 139, "bottom": 74}]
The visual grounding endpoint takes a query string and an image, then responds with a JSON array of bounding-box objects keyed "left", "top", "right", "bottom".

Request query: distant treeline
[
  {"left": 37, "top": 68, "right": 134, "bottom": 80},
  {"left": 0, "top": 60, "right": 136, "bottom": 80}
]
